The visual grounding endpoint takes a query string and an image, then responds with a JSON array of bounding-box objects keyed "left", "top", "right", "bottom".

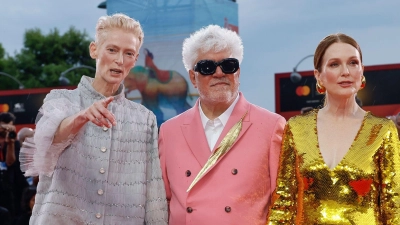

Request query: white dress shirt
[{"left": 199, "top": 94, "right": 240, "bottom": 151}]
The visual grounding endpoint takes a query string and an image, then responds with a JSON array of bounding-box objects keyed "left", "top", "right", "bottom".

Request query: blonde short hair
[{"left": 95, "top": 13, "right": 144, "bottom": 48}]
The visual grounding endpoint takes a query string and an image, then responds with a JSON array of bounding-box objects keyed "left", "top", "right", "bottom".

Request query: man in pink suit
[{"left": 158, "top": 25, "right": 286, "bottom": 225}]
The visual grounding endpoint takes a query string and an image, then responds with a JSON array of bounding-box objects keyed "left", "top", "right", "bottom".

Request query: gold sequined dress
[{"left": 267, "top": 110, "right": 400, "bottom": 224}]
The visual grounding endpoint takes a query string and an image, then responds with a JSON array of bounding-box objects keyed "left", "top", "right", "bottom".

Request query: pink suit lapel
[
  {"left": 180, "top": 100, "right": 211, "bottom": 168},
  {"left": 187, "top": 93, "right": 252, "bottom": 192}
]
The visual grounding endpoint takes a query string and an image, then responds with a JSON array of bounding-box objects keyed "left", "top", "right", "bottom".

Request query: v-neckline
[{"left": 314, "top": 110, "right": 369, "bottom": 171}]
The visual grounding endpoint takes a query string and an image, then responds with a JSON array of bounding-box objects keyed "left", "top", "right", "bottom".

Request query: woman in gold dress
[{"left": 267, "top": 33, "right": 400, "bottom": 224}]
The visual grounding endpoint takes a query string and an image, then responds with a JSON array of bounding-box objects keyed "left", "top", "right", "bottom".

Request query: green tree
[
  {"left": 0, "top": 43, "right": 20, "bottom": 90},
  {"left": 0, "top": 27, "right": 96, "bottom": 90},
  {"left": 0, "top": 44, "right": 4, "bottom": 59}
]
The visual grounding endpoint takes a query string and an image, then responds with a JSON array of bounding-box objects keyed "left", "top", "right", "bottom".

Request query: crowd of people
[
  {"left": 0, "top": 13, "right": 399, "bottom": 225},
  {"left": 0, "top": 112, "right": 36, "bottom": 225}
]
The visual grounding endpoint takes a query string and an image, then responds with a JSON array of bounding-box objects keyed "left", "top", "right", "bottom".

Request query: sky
[{"left": 1, "top": 0, "right": 400, "bottom": 112}]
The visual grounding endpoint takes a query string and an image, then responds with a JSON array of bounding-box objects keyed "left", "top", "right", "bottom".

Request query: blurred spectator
[
  {"left": 0, "top": 112, "right": 29, "bottom": 222},
  {"left": 17, "top": 128, "right": 34, "bottom": 144},
  {"left": 0, "top": 206, "right": 12, "bottom": 225},
  {"left": 0, "top": 112, "right": 18, "bottom": 218},
  {"left": 14, "top": 186, "right": 36, "bottom": 225}
]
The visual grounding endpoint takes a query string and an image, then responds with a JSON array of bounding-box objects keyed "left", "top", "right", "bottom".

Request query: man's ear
[
  {"left": 189, "top": 70, "right": 197, "bottom": 88},
  {"left": 89, "top": 42, "right": 97, "bottom": 59}
]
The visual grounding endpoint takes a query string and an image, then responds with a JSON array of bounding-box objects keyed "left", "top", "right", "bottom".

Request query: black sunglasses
[{"left": 194, "top": 58, "right": 239, "bottom": 75}]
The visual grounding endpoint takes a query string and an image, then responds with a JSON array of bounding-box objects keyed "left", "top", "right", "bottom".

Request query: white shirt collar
[{"left": 199, "top": 93, "right": 240, "bottom": 129}]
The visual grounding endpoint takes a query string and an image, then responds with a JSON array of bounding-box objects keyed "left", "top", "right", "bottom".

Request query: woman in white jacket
[{"left": 20, "top": 13, "right": 168, "bottom": 225}]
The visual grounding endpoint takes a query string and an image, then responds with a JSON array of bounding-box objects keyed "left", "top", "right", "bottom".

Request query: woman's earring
[
  {"left": 360, "top": 76, "right": 366, "bottom": 90},
  {"left": 316, "top": 82, "right": 326, "bottom": 94}
]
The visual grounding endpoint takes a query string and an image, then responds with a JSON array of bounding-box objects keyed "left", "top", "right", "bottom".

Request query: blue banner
[{"left": 107, "top": 0, "right": 238, "bottom": 126}]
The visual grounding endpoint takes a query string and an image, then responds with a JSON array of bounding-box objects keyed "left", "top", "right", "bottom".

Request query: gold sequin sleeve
[
  {"left": 378, "top": 121, "right": 400, "bottom": 223},
  {"left": 267, "top": 123, "right": 299, "bottom": 224}
]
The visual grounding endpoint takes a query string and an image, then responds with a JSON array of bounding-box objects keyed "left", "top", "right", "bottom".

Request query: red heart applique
[{"left": 349, "top": 179, "right": 373, "bottom": 196}]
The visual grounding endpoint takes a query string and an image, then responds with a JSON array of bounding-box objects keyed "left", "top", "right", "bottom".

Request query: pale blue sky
[{"left": 1, "top": 0, "right": 399, "bottom": 112}]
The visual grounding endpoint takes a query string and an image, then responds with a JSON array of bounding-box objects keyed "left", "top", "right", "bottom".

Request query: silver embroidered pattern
[{"left": 30, "top": 76, "right": 168, "bottom": 224}]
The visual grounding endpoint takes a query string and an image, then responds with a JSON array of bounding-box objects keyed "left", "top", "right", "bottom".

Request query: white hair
[
  {"left": 182, "top": 25, "right": 244, "bottom": 72},
  {"left": 95, "top": 13, "right": 144, "bottom": 48}
]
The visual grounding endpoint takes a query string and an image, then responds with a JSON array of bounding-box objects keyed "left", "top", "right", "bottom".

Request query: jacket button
[
  {"left": 225, "top": 206, "right": 231, "bottom": 212},
  {"left": 186, "top": 170, "right": 191, "bottom": 177},
  {"left": 186, "top": 207, "right": 193, "bottom": 213},
  {"left": 231, "top": 168, "right": 238, "bottom": 175}
]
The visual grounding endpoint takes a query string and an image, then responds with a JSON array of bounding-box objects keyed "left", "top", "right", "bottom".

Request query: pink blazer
[{"left": 159, "top": 93, "right": 285, "bottom": 225}]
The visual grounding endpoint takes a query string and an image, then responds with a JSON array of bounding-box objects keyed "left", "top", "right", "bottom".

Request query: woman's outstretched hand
[{"left": 84, "top": 97, "right": 117, "bottom": 128}]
